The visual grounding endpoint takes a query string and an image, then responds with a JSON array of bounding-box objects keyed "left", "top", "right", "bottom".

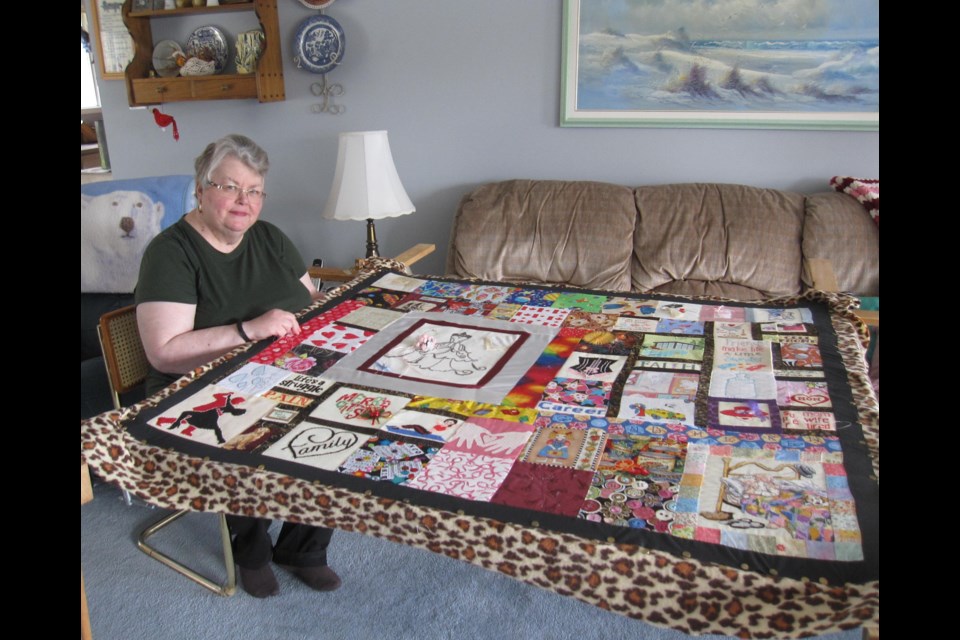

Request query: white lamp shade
[{"left": 322, "top": 130, "right": 415, "bottom": 221}]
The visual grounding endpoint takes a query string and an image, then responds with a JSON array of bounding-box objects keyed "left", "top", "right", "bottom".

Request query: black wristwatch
[{"left": 236, "top": 320, "right": 252, "bottom": 342}]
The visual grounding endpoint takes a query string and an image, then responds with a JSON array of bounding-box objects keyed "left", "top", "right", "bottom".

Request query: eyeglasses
[{"left": 206, "top": 180, "right": 267, "bottom": 203}]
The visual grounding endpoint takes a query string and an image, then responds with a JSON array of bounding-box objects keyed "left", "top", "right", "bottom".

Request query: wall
[{"left": 96, "top": 1, "right": 880, "bottom": 276}]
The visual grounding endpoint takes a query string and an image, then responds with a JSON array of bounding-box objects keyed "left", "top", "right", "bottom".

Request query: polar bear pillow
[
  {"left": 81, "top": 190, "right": 164, "bottom": 293},
  {"left": 81, "top": 175, "right": 195, "bottom": 293}
]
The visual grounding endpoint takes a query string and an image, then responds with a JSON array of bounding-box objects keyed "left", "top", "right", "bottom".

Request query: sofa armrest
[
  {"left": 807, "top": 258, "right": 879, "bottom": 327},
  {"left": 807, "top": 258, "right": 841, "bottom": 292}
]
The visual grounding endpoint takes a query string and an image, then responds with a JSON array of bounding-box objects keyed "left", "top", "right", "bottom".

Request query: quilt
[{"left": 81, "top": 265, "right": 879, "bottom": 638}]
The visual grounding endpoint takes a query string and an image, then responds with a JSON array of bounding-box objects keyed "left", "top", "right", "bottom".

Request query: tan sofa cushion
[
  {"left": 632, "top": 183, "right": 805, "bottom": 298},
  {"left": 802, "top": 192, "right": 879, "bottom": 296},
  {"left": 447, "top": 180, "right": 636, "bottom": 291}
]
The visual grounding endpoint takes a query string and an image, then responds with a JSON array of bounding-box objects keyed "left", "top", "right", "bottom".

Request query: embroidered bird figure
[{"left": 152, "top": 108, "right": 179, "bottom": 141}]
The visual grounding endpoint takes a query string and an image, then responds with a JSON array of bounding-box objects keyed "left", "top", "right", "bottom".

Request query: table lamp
[{"left": 321, "top": 130, "right": 415, "bottom": 258}]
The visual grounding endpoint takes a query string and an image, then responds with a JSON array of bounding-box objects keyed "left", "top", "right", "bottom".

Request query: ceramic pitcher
[{"left": 235, "top": 30, "right": 265, "bottom": 75}]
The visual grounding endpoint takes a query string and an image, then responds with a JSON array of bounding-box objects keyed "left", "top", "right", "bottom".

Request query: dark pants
[{"left": 227, "top": 516, "right": 334, "bottom": 569}]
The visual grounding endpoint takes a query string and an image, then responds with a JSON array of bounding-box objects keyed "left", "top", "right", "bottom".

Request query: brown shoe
[
  {"left": 238, "top": 564, "right": 280, "bottom": 598},
  {"left": 280, "top": 564, "right": 342, "bottom": 592}
]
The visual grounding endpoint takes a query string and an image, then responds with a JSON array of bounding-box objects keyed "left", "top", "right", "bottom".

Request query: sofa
[
  {"left": 446, "top": 180, "right": 879, "bottom": 300},
  {"left": 80, "top": 175, "right": 195, "bottom": 418},
  {"left": 446, "top": 179, "right": 879, "bottom": 398}
]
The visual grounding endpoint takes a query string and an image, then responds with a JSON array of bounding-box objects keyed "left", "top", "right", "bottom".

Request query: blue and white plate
[
  {"left": 293, "top": 14, "right": 345, "bottom": 74},
  {"left": 186, "top": 25, "right": 228, "bottom": 74}
]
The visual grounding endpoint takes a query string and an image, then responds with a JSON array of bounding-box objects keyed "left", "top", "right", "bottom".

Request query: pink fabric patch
[
  {"left": 444, "top": 417, "right": 537, "bottom": 458},
  {"left": 822, "top": 463, "right": 847, "bottom": 477},
  {"left": 830, "top": 176, "right": 879, "bottom": 227},
  {"left": 406, "top": 449, "right": 515, "bottom": 501},
  {"left": 695, "top": 526, "right": 722, "bottom": 544}
]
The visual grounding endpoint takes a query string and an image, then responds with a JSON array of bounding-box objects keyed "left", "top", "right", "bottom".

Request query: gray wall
[{"left": 96, "top": 1, "right": 880, "bottom": 276}]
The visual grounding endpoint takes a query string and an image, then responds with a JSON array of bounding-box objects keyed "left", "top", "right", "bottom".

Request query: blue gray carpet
[{"left": 81, "top": 480, "right": 861, "bottom": 640}]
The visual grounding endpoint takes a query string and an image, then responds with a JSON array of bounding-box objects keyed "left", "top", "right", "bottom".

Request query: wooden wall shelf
[{"left": 122, "top": 0, "right": 284, "bottom": 107}]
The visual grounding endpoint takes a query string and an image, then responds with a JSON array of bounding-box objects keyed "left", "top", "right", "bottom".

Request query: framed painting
[
  {"left": 561, "top": 0, "right": 879, "bottom": 130},
  {"left": 89, "top": 0, "right": 135, "bottom": 80}
]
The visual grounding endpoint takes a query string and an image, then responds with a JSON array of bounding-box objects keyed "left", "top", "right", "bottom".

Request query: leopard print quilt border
[{"left": 81, "top": 276, "right": 878, "bottom": 638}]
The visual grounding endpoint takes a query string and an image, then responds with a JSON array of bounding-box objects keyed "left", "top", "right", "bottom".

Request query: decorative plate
[
  {"left": 293, "top": 14, "right": 345, "bottom": 74},
  {"left": 185, "top": 26, "right": 228, "bottom": 74},
  {"left": 297, "top": 0, "right": 336, "bottom": 8},
  {"left": 152, "top": 40, "right": 184, "bottom": 78}
]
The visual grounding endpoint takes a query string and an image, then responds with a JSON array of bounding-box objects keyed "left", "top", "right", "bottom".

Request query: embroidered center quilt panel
[{"left": 119, "top": 270, "right": 878, "bottom": 588}]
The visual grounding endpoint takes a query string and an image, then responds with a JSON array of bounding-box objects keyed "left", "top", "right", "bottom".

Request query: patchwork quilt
[{"left": 81, "top": 266, "right": 879, "bottom": 638}]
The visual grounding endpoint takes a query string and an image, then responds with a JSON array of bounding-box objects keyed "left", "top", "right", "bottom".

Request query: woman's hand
[
  {"left": 242, "top": 309, "right": 302, "bottom": 341},
  {"left": 138, "top": 302, "right": 302, "bottom": 375}
]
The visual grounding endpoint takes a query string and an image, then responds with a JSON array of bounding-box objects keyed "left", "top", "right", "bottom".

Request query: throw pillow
[
  {"left": 81, "top": 175, "right": 195, "bottom": 293},
  {"left": 830, "top": 176, "right": 879, "bottom": 227}
]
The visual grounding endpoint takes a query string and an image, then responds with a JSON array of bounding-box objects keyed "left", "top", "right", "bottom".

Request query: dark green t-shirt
[{"left": 136, "top": 217, "right": 310, "bottom": 393}]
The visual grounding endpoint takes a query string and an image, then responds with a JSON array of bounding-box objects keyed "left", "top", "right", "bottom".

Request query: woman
[{"left": 136, "top": 134, "right": 339, "bottom": 598}]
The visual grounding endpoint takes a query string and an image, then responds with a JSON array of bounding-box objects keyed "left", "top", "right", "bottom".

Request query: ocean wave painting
[{"left": 562, "top": 0, "right": 879, "bottom": 129}]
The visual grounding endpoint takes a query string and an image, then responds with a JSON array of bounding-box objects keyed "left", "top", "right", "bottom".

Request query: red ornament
[{"left": 152, "top": 108, "right": 180, "bottom": 141}]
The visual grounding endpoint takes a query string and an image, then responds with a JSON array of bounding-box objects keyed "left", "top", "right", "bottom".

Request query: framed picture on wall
[
  {"left": 560, "top": 0, "right": 879, "bottom": 130},
  {"left": 89, "top": 0, "right": 135, "bottom": 80}
]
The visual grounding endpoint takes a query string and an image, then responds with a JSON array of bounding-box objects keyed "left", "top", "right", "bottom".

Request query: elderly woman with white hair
[{"left": 135, "top": 134, "right": 340, "bottom": 598}]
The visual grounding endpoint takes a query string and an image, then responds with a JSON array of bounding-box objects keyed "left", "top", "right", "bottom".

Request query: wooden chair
[
  {"left": 97, "top": 306, "right": 150, "bottom": 412},
  {"left": 97, "top": 306, "right": 237, "bottom": 596}
]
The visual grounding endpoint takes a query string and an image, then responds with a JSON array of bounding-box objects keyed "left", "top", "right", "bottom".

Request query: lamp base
[{"left": 365, "top": 218, "right": 380, "bottom": 258}]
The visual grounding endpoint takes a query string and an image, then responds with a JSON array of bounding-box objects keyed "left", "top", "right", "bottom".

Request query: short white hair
[{"left": 194, "top": 134, "right": 269, "bottom": 185}]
